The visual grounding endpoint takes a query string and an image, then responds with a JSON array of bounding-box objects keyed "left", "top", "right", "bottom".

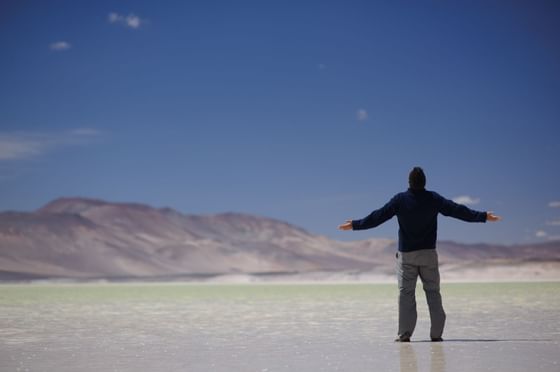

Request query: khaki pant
[{"left": 396, "top": 249, "right": 446, "bottom": 339}]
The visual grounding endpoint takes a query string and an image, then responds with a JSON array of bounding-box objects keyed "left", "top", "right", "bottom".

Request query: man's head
[{"left": 409, "top": 167, "right": 426, "bottom": 190}]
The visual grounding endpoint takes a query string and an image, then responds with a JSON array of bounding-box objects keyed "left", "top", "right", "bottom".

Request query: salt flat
[{"left": 0, "top": 282, "right": 558, "bottom": 371}]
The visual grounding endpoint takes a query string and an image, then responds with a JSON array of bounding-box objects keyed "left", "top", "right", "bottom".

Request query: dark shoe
[
  {"left": 394, "top": 337, "right": 410, "bottom": 342},
  {"left": 431, "top": 337, "right": 443, "bottom": 342}
]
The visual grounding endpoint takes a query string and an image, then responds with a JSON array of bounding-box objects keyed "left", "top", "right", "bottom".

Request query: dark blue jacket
[{"left": 352, "top": 189, "right": 487, "bottom": 252}]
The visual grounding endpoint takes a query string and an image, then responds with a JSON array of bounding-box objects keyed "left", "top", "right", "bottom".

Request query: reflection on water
[
  {"left": 400, "top": 344, "right": 418, "bottom": 372},
  {"left": 0, "top": 282, "right": 558, "bottom": 372},
  {"left": 399, "top": 343, "right": 446, "bottom": 372},
  {"left": 430, "top": 343, "right": 446, "bottom": 372}
]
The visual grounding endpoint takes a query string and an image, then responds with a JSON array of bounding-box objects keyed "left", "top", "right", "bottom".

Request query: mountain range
[{"left": 0, "top": 197, "right": 558, "bottom": 281}]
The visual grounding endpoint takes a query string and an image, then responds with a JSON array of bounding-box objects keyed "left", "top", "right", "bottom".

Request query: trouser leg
[
  {"left": 397, "top": 252, "right": 418, "bottom": 339},
  {"left": 419, "top": 251, "right": 446, "bottom": 339}
]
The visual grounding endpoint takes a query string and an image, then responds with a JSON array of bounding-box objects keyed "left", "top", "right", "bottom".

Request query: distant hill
[{"left": 0, "top": 197, "right": 558, "bottom": 281}]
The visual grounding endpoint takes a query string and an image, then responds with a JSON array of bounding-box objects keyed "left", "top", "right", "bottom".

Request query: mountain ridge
[{"left": 0, "top": 197, "right": 558, "bottom": 281}]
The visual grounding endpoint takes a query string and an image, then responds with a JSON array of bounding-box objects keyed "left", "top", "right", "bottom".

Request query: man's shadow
[
  {"left": 411, "top": 338, "right": 551, "bottom": 343},
  {"left": 399, "top": 339, "right": 551, "bottom": 372}
]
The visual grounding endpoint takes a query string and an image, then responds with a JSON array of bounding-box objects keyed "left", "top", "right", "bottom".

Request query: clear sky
[{"left": 1, "top": 0, "right": 559, "bottom": 244}]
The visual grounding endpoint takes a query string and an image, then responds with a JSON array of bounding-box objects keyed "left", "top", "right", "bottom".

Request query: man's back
[
  {"left": 351, "top": 189, "right": 488, "bottom": 252},
  {"left": 395, "top": 189, "right": 440, "bottom": 252}
]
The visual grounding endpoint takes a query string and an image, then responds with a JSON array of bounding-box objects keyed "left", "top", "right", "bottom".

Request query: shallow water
[{"left": 0, "top": 282, "right": 558, "bottom": 371}]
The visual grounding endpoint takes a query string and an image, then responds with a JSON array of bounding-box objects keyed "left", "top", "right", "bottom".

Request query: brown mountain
[{"left": 0, "top": 197, "right": 558, "bottom": 280}]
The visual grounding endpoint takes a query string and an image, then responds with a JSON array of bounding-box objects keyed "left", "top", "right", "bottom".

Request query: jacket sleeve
[
  {"left": 352, "top": 195, "right": 399, "bottom": 230},
  {"left": 437, "top": 193, "right": 487, "bottom": 222}
]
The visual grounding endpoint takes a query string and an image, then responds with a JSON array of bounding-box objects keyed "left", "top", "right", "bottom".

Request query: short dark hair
[{"left": 409, "top": 167, "right": 426, "bottom": 190}]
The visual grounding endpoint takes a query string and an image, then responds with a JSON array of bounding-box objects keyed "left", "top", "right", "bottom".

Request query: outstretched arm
[
  {"left": 338, "top": 196, "right": 398, "bottom": 231},
  {"left": 438, "top": 194, "right": 500, "bottom": 222}
]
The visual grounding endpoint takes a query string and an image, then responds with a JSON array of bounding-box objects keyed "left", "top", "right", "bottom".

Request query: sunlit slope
[{"left": 0, "top": 198, "right": 558, "bottom": 279}]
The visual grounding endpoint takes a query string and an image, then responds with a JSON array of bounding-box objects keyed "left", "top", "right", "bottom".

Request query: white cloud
[
  {"left": 0, "top": 129, "right": 100, "bottom": 161},
  {"left": 356, "top": 109, "right": 368, "bottom": 121},
  {"left": 535, "top": 230, "right": 547, "bottom": 238},
  {"left": 125, "top": 14, "right": 141, "bottom": 29},
  {"left": 0, "top": 135, "right": 44, "bottom": 160},
  {"left": 108, "top": 12, "right": 144, "bottom": 29},
  {"left": 546, "top": 220, "right": 560, "bottom": 226},
  {"left": 108, "top": 12, "right": 120, "bottom": 23},
  {"left": 318, "top": 63, "right": 326, "bottom": 70},
  {"left": 70, "top": 128, "right": 99, "bottom": 136},
  {"left": 548, "top": 201, "right": 560, "bottom": 208},
  {"left": 452, "top": 195, "right": 480, "bottom": 205},
  {"left": 50, "top": 41, "right": 71, "bottom": 51}
]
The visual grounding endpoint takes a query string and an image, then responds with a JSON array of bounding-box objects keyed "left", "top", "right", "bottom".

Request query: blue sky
[{"left": 1, "top": 0, "right": 559, "bottom": 244}]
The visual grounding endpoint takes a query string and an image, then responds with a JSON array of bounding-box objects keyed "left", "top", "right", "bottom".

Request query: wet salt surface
[{"left": 0, "top": 282, "right": 558, "bottom": 371}]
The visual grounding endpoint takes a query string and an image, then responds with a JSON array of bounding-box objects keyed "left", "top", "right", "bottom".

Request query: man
[{"left": 338, "top": 167, "right": 501, "bottom": 342}]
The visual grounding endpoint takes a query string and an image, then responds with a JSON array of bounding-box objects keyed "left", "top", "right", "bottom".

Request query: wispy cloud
[
  {"left": 70, "top": 128, "right": 100, "bottom": 136},
  {"left": 317, "top": 63, "right": 327, "bottom": 70},
  {"left": 0, "top": 129, "right": 100, "bottom": 161},
  {"left": 356, "top": 109, "right": 368, "bottom": 121},
  {"left": 0, "top": 135, "right": 44, "bottom": 160},
  {"left": 546, "top": 220, "right": 560, "bottom": 226},
  {"left": 548, "top": 201, "right": 560, "bottom": 208},
  {"left": 452, "top": 195, "right": 480, "bottom": 205},
  {"left": 535, "top": 230, "right": 547, "bottom": 238},
  {"left": 50, "top": 41, "right": 71, "bottom": 51},
  {"left": 108, "top": 12, "right": 144, "bottom": 29},
  {"left": 535, "top": 230, "right": 560, "bottom": 241}
]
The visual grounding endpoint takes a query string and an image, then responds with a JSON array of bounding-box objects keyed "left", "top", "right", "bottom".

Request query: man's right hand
[{"left": 486, "top": 212, "right": 501, "bottom": 222}]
